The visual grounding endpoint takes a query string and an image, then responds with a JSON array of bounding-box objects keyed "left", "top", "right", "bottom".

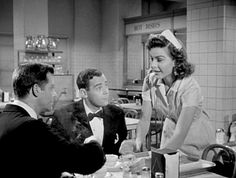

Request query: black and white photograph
[{"left": 0, "top": 0, "right": 236, "bottom": 177}]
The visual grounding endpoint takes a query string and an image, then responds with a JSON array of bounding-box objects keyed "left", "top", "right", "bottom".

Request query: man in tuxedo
[
  {"left": 51, "top": 68, "right": 127, "bottom": 155},
  {"left": 0, "top": 63, "right": 105, "bottom": 178}
]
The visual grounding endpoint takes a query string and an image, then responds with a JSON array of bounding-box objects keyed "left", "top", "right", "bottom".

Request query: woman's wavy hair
[{"left": 146, "top": 34, "right": 194, "bottom": 79}]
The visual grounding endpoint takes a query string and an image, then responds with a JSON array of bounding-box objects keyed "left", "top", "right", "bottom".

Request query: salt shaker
[
  {"left": 141, "top": 167, "right": 150, "bottom": 178},
  {"left": 216, "top": 128, "right": 225, "bottom": 144},
  {"left": 155, "top": 172, "right": 164, "bottom": 178}
]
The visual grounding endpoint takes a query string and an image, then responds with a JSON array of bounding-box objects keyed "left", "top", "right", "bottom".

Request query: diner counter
[
  {"left": 181, "top": 172, "right": 227, "bottom": 178},
  {"left": 72, "top": 153, "right": 226, "bottom": 178}
]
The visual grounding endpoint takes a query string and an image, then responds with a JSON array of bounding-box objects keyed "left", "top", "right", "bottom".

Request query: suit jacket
[
  {"left": 0, "top": 104, "right": 105, "bottom": 178},
  {"left": 52, "top": 99, "right": 127, "bottom": 155}
]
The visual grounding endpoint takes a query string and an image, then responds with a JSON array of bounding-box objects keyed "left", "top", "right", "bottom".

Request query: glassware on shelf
[
  {"left": 35, "top": 35, "right": 47, "bottom": 50},
  {"left": 56, "top": 55, "right": 62, "bottom": 63},
  {"left": 20, "top": 35, "right": 65, "bottom": 72},
  {"left": 47, "top": 38, "right": 59, "bottom": 50},
  {"left": 25, "top": 36, "right": 35, "bottom": 50},
  {"left": 54, "top": 65, "right": 63, "bottom": 74}
]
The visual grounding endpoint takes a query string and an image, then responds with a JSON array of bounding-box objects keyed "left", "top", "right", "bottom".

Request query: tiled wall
[
  {"left": 127, "top": 35, "right": 143, "bottom": 80},
  {"left": 99, "top": 0, "right": 141, "bottom": 89},
  {"left": 187, "top": 0, "right": 236, "bottom": 131},
  {"left": 73, "top": 0, "right": 101, "bottom": 97},
  {"left": 0, "top": 35, "right": 13, "bottom": 92},
  {"left": 0, "top": 0, "right": 13, "bottom": 92},
  {"left": 73, "top": 0, "right": 142, "bottom": 95}
]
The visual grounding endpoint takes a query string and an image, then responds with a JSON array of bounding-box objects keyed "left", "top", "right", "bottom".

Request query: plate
[{"left": 180, "top": 159, "right": 216, "bottom": 176}]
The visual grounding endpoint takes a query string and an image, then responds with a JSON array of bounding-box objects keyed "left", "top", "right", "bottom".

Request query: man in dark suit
[
  {"left": 0, "top": 63, "right": 105, "bottom": 178},
  {"left": 52, "top": 68, "right": 127, "bottom": 155}
]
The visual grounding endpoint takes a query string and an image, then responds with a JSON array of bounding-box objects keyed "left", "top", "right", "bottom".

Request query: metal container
[
  {"left": 141, "top": 167, "right": 150, "bottom": 178},
  {"left": 155, "top": 172, "right": 164, "bottom": 178},
  {"left": 216, "top": 128, "right": 225, "bottom": 144}
]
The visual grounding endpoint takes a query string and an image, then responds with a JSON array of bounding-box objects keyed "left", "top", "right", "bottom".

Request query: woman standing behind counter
[{"left": 133, "top": 29, "right": 215, "bottom": 158}]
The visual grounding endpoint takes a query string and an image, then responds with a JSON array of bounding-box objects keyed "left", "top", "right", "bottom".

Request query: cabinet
[
  {"left": 17, "top": 36, "right": 70, "bottom": 74},
  {"left": 17, "top": 49, "right": 64, "bottom": 74}
]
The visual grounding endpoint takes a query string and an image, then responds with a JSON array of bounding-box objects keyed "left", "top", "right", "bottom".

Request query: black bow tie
[{"left": 88, "top": 110, "right": 103, "bottom": 121}]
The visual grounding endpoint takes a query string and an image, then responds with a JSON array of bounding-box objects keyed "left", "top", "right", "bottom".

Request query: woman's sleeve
[
  {"left": 181, "top": 80, "right": 202, "bottom": 108},
  {"left": 142, "top": 77, "right": 151, "bottom": 101}
]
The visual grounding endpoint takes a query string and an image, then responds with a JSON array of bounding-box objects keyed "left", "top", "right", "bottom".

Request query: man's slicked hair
[
  {"left": 12, "top": 63, "right": 54, "bottom": 98},
  {"left": 76, "top": 68, "right": 102, "bottom": 90}
]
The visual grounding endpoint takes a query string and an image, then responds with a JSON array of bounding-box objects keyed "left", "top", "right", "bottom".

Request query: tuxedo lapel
[
  {"left": 73, "top": 100, "right": 89, "bottom": 124},
  {"left": 102, "top": 106, "right": 113, "bottom": 145}
]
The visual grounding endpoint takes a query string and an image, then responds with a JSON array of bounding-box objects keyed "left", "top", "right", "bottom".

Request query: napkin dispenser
[{"left": 151, "top": 147, "right": 179, "bottom": 178}]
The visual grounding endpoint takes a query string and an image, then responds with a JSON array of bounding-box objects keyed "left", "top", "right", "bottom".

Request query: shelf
[
  {"left": 17, "top": 35, "right": 69, "bottom": 75},
  {"left": 19, "top": 61, "right": 61, "bottom": 65},
  {"left": 18, "top": 49, "right": 63, "bottom": 54}
]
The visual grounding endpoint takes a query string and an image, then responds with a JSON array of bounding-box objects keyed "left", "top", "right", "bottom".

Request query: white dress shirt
[
  {"left": 11, "top": 99, "right": 38, "bottom": 119},
  {"left": 83, "top": 100, "right": 104, "bottom": 145}
]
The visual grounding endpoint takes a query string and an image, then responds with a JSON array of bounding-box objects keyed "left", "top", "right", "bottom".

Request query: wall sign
[{"left": 125, "top": 15, "right": 186, "bottom": 35}]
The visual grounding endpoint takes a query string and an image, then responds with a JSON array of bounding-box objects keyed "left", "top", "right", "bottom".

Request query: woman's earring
[{"left": 173, "top": 68, "right": 178, "bottom": 76}]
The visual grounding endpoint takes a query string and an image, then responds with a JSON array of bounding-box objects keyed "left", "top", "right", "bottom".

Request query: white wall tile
[
  {"left": 208, "top": 29, "right": 217, "bottom": 41},
  {"left": 191, "top": 31, "right": 199, "bottom": 42},
  {"left": 232, "top": 78, "right": 236, "bottom": 87},
  {"left": 207, "top": 75, "right": 216, "bottom": 87},
  {"left": 215, "top": 120, "right": 224, "bottom": 129},
  {"left": 225, "top": 29, "right": 235, "bottom": 41},
  {"left": 216, "top": 41, "right": 223, "bottom": 52},
  {"left": 225, "top": 6, "right": 235, "bottom": 18},
  {"left": 192, "top": 9, "right": 200, "bottom": 20},
  {"left": 225, "top": 88, "right": 233, "bottom": 99},
  {"left": 191, "top": 53, "right": 199, "bottom": 63},
  {"left": 207, "top": 109, "right": 216, "bottom": 121},
  {"left": 207, "top": 64, "right": 216, "bottom": 74},
  {"left": 226, "top": 76, "right": 233, "bottom": 87},
  {"left": 217, "top": 76, "right": 226, "bottom": 87},
  {"left": 200, "top": 30, "right": 208, "bottom": 42},
  {"left": 217, "top": 17, "right": 224, "bottom": 29},
  {"left": 199, "top": 64, "right": 208, "bottom": 75},
  {"left": 199, "top": 19, "right": 209, "bottom": 30},
  {"left": 209, "top": 6, "right": 218, "bottom": 18},
  {"left": 207, "top": 53, "right": 216, "bottom": 64},
  {"left": 208, "top": 41, "right": 217, "bottom": 52},
  {"left": 191, "top": 20, "right": 200, "bottom": 31},
  {"left": 233, "top": 99, "right": 236, "bottom": 108},
  {"left": 216, "top": 52, "right": 223, "bottom": 64},
  {"left": 217, "top": 6, "right": 225, "bottom": 17},
  {"left": 225, "top": 41, "right": 234, "bottom": 52},
  {"left": 191, "top": 42, "right": 200, "bottom": 53},
  {"left": 217, "top": 29, "right": 224, "bottom": 40},
  {"left": 201, "top": 86, "right": 208, "bottom": 97},
  {"left": 194, "top": 65, "right": 200, "bottom": 75},
  {"left": 200, "top": 7, "right": 209, "bottom": 19},
  {"left": 187, "top": 10, "right": 192, "bottom": 21},
  {"left": 199, "top": 42, "right": 208, "bottom": 53},
  {"left": 199, "top": 76, "right": 208, "bottom": 87},
  {"left": 208, "top": 18, "right": 218, "bottom": 30},
  {"left": 216, "top": 98, "right": 223, "bottom": 109},
  {"left": 199, "top": 53, "right": 208, "bottom": 64},
  {"left": 208, "top": 98, "right": 216, "bottom": 109},
  {"left": 216, "top": 65, "right": 224, "bottom": 75},
  {"left": 208, "top": 87, "right": 216, "bottom": 98},
  {"left": 225, "top": 65, "right": 233, "bottom": 76}
]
